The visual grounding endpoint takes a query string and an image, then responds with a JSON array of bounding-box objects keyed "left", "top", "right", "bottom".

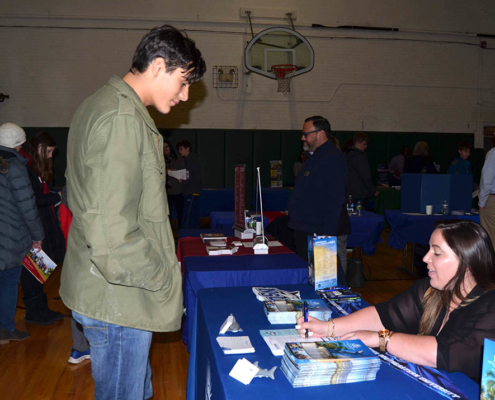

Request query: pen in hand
[{"left": 304, "top": 301, "right": 309, "bottom": 339}]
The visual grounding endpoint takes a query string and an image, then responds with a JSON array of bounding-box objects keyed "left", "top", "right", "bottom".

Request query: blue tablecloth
[
  {"left": 200, "top": 188, "right": 235, "bottom": 217},
  {"left": 347, "top": 210, "right": 385, "bottom": 256},
  {"left": 385, "top": 210, "right": 480, "bottom": 249},
  {"left": 252, "top": 187, "right": 293, "bottom": 211},
  {"left": 210, "top": 211, "right": 270, "bottom": 231},
  {"left": 182, "top": 253, "right": 308, "bottom": 350},
  {"left": 186, "top": 285, "right": 479, "bottom": 400}
]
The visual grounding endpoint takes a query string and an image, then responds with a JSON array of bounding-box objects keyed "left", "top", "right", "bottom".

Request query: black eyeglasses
[{"left": 302, "top": 129, "right": 319, "bottom": 137}]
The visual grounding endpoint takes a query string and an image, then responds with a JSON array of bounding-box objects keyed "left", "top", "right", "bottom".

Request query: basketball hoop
[{"left": 271, "top": 64, "right": 298, "bottom": 94}]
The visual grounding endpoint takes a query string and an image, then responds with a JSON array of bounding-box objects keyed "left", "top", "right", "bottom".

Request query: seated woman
[{"left": 297, "top": 219, "right": 495, "bottom": 381}]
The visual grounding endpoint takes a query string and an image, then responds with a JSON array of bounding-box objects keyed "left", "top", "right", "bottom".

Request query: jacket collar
[
  {"left": 0, "top": 145, "right": 28, "bottom": 165},
  {"left": 107, "top": 75, "right": 160, "bottom": 136}
]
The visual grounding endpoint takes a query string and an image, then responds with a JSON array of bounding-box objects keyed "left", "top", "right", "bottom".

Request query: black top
[
  {"left": 345, "top": 147, "right": 375, "bottom": 199},
  {"left": 182, "top": 153, "right": 201, "bottom": 196},
  {"left": 375, "top": 277, "right": 495, "bottom": 381},
  {"left": 404, "top": 155, "right": 438, "bottom": 174}
]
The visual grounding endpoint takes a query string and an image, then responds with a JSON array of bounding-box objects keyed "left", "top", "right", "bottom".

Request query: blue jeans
[
  {"left": 181, "top": 194, "right": 200, "bottom": 229},
  {"left": 72, "top": 311, "right": 153, "bottom": 400},
  {"left": 0, "top": 266, "right": 23, "bottom": 331}
]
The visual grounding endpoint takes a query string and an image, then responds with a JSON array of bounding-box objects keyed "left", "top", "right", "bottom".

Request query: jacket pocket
[{"left": 141, "top": 150, "right": 168, "bottom": 222}]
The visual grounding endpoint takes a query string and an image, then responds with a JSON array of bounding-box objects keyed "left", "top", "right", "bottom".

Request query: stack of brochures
[
  {"left": 263, "top": 299, "right": 331, "bottom": 324},
  {"left": 281, "top": 340, "right": 381, "bottom": 387}
]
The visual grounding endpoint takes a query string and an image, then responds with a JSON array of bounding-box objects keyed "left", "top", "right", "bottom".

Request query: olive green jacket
[{"left": 60, "top": 75, "right": 183, "bottom": 332}]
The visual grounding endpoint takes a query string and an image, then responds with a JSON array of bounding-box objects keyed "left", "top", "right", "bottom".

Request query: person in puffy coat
[{"left": 0, "top": 123, "right": 44, "bottom": 344}]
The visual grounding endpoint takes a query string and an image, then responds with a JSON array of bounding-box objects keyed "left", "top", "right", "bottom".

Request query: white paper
[
  {"left": 260, "top": 329, "right": 330, "bottom": 356},
  {"left": 242, "top": 242, "right": 254, "bottom": 248},
  {"left": 167, "top": 169, "right": 187, "bottom": 180},
  {"left": 268, "top": 241, "right": 283, "bottom": 247},
  {"left": 229, "top": 358, "right": 260, "bottom": 385},
  {"left": 216, "top": 336, "right": 255, "bottom": 354}
]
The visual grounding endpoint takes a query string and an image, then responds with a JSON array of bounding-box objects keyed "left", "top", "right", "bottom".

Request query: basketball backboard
[{"left": 244, "top": 27, "right": 314, "bottom": 79}]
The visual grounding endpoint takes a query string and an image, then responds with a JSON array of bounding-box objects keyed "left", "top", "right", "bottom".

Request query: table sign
[{"left": 308, "top": 235, "right": 337, "bottom": 290}]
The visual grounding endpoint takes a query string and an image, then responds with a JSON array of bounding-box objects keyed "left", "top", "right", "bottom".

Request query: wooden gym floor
[{"left": 0, "top": 228, "right": 417, "bottom": 399}]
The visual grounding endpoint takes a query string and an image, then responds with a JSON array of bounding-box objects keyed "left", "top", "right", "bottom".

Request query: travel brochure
[
  {"left": 22, "top": 248, "right": 57, "bottom": 284},
  {"left": 281, "top": 340, "right": 381, "bottom": 387},
  {"left": 308, "top": 235, "right": 337, "bottom": 290},
  {"left": 263, "top": 299, "right": 332, "bottom": 324}
]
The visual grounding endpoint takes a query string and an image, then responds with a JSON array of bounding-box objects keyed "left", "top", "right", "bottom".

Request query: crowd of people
[{"left": 1, "top": 22, "right": 494, "bottom": 400}]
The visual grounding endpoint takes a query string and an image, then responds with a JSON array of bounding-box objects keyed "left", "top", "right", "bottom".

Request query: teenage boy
[{"left": 60, "top": 26, "right": 206, "bottom": 399}]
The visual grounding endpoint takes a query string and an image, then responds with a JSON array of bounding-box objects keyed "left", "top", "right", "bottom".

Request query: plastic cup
[{"left": 426, "top": 205, "right": 433, "bottom": 215}]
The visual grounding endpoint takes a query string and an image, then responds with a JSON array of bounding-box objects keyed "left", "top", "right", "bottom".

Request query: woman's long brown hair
[
  {"left": 22, "top": 131, "right": 56, "bottom": 183},
  {"left": 419, "top": 220, "right": 495, "bottom": 334}
]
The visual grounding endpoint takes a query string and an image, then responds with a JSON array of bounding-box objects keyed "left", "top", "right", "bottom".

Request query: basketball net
[{"left": 272, "top": 64, "right": 297, "bottom": 94}]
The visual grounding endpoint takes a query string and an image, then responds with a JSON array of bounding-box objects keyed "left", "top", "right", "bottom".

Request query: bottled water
[
  {"left": 356, "top": 201, "right": 362, "bottom": 217},
  {"left": 347, "top": 195, "right": 354, "bottom": 216},
  {"left": 442, "top": 200, "right": 448, "bottom": 216}
]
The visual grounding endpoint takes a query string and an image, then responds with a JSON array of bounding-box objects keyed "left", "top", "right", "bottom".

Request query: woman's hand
[
  {"left": 340, "top": 330, "right": 379, "bottom": 348},
  {"left": 295, "top": 315, "right": 329, "bottom": 338}
]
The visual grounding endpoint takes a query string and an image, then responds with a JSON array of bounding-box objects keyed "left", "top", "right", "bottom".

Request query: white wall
[{"left": 1, "top": 0, "right": 495, "bottom": 146}]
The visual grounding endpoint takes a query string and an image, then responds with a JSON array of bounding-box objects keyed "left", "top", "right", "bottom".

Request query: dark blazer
[{"left": 288, "top": 140, "right": 350, "bottom": 236}]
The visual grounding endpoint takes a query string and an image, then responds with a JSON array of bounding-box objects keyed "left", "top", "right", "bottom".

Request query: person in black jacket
[
  {"left": 0, "top": 123, "right": 45, "bottom": 343},
  {"left": 177, "top": 140, "right": 202, "bottom": 229},
  {"left": 20, "top": 132, "right": 65, "bottom": 325},
  {"left": 345, "top": 132, "right": 378, "bottom": 203},
  {"left": 287, "top": 116, "right": 349, "bottom": 286},
  {"left": 404, "top": 141, "right": 438, "bottom": 174}
]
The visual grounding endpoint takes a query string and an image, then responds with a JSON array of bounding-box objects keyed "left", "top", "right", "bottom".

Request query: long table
[
  {"left": 385, "top": 210, "right": 480, "bottom": 249},
  {"left": 182, "top": 253, "right": 308, "bottom": 350},
  {"left": 186, "top": 285, "right": 479, "bottom": 400},
  {"left": 347, "top": 210, "right": 385, "bottom": 256},
  {"left": 385, "top": 210, "right": 480, "bottom": 276}
]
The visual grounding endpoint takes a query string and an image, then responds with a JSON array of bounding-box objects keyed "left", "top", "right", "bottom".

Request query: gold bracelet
[{"left": 328, "top": 318, "right": 336, "bottom": 339}]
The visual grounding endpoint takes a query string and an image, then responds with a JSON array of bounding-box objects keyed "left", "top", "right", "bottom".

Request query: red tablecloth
[
  {"left": 263, "top": 211, "right": 287, "bottom": 223},
  {"left": 176, "top": 236, "right": 293, "bottom": 266}
]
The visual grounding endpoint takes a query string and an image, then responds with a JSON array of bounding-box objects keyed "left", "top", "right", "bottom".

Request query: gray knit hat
[{"left": 0, "top": 123, "right": 26, "bottom": 148}]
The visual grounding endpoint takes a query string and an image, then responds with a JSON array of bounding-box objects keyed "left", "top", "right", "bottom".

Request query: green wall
[{"left": 23, "top": 128, "right": 479, "bottom": 191}]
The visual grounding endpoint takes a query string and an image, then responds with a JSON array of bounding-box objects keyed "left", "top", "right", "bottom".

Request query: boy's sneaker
[
  {"left": 0, "top": 328, "right": 31, "bottom": 344},
  {"left": 68, "top": 348, "right": 91, "bottom": 364}
]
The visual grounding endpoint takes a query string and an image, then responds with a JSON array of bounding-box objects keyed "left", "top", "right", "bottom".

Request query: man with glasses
[{"left": 287, "top": 116, "right": 349, "bottom": 285}]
